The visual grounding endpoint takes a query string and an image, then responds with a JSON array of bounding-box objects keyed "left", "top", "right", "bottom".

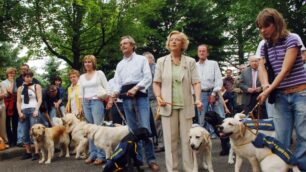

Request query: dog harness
[
  {"left": 242, "top": 118, "right": 275, "bottom": 131},
  {"left": 252, "top": 133, "right": 297, "bottom": 165}
]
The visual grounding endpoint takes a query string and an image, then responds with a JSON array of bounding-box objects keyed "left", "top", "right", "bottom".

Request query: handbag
[
  {"left": 96, "top": 70, "right": 109, "bottom": 100},
  {"left": 4, "top": 93, "right": 16, "bottom": 117}
]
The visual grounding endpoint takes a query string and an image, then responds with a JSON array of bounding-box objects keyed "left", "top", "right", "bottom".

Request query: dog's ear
[
  {"left": 238, "top": 123, "right": 246, "bottom": 137},
  {"left": 202, "top": 130, "right": 210, "bottom": 143}
]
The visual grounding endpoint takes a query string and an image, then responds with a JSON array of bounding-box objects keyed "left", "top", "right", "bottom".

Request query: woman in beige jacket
[{"left": 153, "top": 31, "right": 202, "bottom": 172}]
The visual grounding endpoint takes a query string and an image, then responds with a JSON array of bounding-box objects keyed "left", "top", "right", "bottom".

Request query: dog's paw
[
  {"left": 38, "top": 159, "right": 44, "bottom": 164},
  {"left": 228, "top": 159, "right": 234, "bottom": 164},
  {"left": 65, "top": 154, "right": 70, "bottom": 158},
  {"left": 45, "top": 160, "right": 51, "bottom": 164}
]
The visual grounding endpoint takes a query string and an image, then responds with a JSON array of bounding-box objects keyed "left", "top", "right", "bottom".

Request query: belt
[
  {"left": 279, "top": 83, "right": 306, "bottom": 94},
  {"left": 201, "top": 88, "right": 213, "bottom": 92}
]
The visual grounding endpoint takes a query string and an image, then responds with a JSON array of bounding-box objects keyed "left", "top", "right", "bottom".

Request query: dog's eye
[
  {"left": 196, "top": 136, "right": 200, "bottom": 139},
  {"left": 229, "top": 123, "right": 234, "bottom": 126}
]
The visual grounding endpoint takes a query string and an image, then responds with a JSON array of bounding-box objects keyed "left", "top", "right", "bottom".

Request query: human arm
[
  {"left": 33, "top": 84, "right": 42, "bottom": 117},
  {"left": 16, "top": 87, "right": 24, "bottom": 120},
  {"left": 257, "top": 47, "right": 299, "bottom": 104}
]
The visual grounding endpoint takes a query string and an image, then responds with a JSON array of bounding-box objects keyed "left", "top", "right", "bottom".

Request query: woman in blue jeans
[
  {"left": 16, "top": 69, "right": 42, "bottom": 160},
  {"left": 79, "top": 55, "right": 110, "bottom": 165},
  {"left": 256, "top": 8, "right": 306, "bottom": 171}
]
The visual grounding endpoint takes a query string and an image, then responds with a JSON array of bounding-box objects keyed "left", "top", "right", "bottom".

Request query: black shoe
[
  {"left": 32, "top": 153, "right": 40, "bottom": 161},
  {"left": 219, "top": 150, "right": 229, "bottom": 156},
  {"left": 21, "top": 153, "right": 32, "bottom": 160}
]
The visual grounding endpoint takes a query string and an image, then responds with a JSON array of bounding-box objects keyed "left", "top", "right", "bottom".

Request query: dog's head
[
  {"left": 189, "top": 126, "right": 210, "bottom": 151},
  {"left": 30, "top": 124, "right": 46, "bottom": 142},
  {"left": 204, "top": 111, "right": 224, "bottom": 127},
  {"left": 82, "top": 124, "right": 97, "bottom": 139},
  {"left": 62, "top": 113, "right": 80, "bottom": 133},
  {"left": 218, "top": 118, "right": 246, "bottom": 139}
]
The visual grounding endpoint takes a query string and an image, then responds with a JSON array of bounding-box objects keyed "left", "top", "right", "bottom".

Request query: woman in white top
[
  {"left": 16, "top": 69, "right": 42, "bottom": 160},
  {"left": 78, "top": 55, "right": 109, "bottom": 165},
  {"left": 1, "top": 67, "right": 18, "bottom": 147}
]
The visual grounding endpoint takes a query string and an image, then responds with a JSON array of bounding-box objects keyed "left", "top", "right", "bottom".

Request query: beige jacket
[{"left": 154, "top": 54, "right": 200, "bottom": 119}]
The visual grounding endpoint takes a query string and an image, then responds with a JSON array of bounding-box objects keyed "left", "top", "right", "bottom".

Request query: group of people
[{"left": 0, "top": 7, "right": 305, "bottom": 172}]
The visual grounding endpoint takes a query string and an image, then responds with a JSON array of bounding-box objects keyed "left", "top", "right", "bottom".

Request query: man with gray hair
[
  {"left": 240, "top": 56, "right": 263, "bottom": 117},
  {"left": 113, "top": 36, "right": 160, "bottom": 171}
]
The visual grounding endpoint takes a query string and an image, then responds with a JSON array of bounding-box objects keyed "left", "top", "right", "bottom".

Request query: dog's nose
[
  {"left": 191, "top": 144, "right": 195, "bottom": 149},
  {"left": 218, "top": 126, "right": 224, "bottom": 131}
]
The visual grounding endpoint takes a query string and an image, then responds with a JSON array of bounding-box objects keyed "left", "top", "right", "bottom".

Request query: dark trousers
[
  {"left": 110, "top": 102, "right": 125, "bottom": 125},
  {"left": 6, "top": 111, "right": 18, "bottom": 146}
]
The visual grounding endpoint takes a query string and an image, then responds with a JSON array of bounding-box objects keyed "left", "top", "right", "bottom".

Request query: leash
[
  {"left": 246, "top": 103, "right": 261, "bottom": 135},
  {"left": 114, "top": 101, "right": 127, "bottom": 125}
]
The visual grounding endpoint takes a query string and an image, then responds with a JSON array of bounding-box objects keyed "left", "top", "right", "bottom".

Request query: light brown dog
[
  {"left": 31, "top": 124, "right": 70, "bottom": 164},
  {"left": 62, "top": 113, "right": 88, "bottom": 159}
]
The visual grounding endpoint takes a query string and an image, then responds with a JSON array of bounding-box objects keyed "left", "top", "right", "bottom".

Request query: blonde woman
[
  {"left": 153, "top": 31, "right": 203, "bottom": 171},
  {"left": 1, "top": 67, "right": 18, "bottom": 147},
  {"left": 78, "top": 55, "right": 108, "bottom": 165},
  {"left": 0, "top": 82, "right": 8, "bottom": 148},
  {"left": 66, "top": 69, "right": 82, "bottom": 115}
]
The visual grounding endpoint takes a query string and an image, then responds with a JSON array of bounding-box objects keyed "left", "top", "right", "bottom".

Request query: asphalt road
[{"left": 0, "top": 139, "right": 251, "bottom": 172}]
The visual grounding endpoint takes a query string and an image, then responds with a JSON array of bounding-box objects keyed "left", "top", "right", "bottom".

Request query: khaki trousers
[
  {"left": 0, "top": 106, "right": 8, "bottom": 143},
  {"left": 162, "top": 109, "right": 194, "bottom": 172}
]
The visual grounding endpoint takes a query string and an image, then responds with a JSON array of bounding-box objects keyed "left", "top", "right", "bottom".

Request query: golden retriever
[
  {"left": 227, "top": 113, "right": 276, "bottom": 164},
  {"left": 219, "top": 118, "right": 300, "bottom": 172},
  {"left": 62, "top": 113, "right": 88, "bottom": 159},
  {"left": 31, "top": 124, "right": 70, "bottom": 164},
  {"left": 83, "top": 123, "right": 129, "bottom": 159},
  {"left": 189, "top": 125, "right": 214, "bottom": 172}
]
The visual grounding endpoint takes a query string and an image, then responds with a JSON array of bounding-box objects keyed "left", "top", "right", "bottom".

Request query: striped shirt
[{"left": 260, "top": 33, "right": 306, "bottom": 89}]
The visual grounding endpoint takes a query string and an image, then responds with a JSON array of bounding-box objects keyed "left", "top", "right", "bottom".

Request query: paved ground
[{"left": 0, "top": 139, "right": 251, "bottom": 172}]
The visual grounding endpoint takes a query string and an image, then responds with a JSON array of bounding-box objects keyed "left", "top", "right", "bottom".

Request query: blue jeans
[
  {"left": 49, "top": 106, "right": 65, "bottom": 119},
  {"left": 122, "top": 97, "right": 156, "bottom": 164},
  {"left": 198, "top": 91, "right": 225, "bottom": 126},
  {"left": 20, "top": 108, "right": 41, "bottom": 145},
  {"left": 273, "top": 89, "right": 306, "bottom": 171},
  {"left": 83, "top": 99, "right": 105, "bottom": 161},
  {"left": 17, "top": 120, "right": 24, "bottom": 144}
]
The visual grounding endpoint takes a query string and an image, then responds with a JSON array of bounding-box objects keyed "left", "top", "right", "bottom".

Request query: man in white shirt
[
  {"left": 113, "top": 36, "right": 160, "bottom": 171},
  {"left": 196, "top": 44, "right": 229, "bottom": 155}
]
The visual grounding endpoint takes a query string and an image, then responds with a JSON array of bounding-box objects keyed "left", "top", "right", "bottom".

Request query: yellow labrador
[
  {"left": 83, "top": 123, "right": 129, "bottom": 159},
  {"left": 62, "top": 113, "right": 88, "bottom": 159},
  {"left": 228, "top": 113, "right": 276, "bottom": 164},
  {"left": 189, "top": 124, "right": 214, "bottom": 172},
  {"left": 31, "top": 124, "right": 70, "bottom": 164},
  {"left": 219, "top": 118, "right": 300, "bottom": 172}
]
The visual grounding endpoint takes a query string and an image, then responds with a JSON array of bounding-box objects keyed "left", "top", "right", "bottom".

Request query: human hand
[
  {"left": 156, "top": 96, "right": 166, "bottom": 106},
  {"left": 247, "top": 88, "right": 255, "bottom": 93},
  {"left": 208, "top": 95, "right": 215, "bottom": 104},
  {"left": 257, "top": 91, "right": 269, "bottom": 104},
  {"left": 127, "top": 87, "right": 138, "bottom": 97},
  {"left": 195, "top": 100, "right": 203, "bottom": 111},
  {"left": 19, "top": 113, "right": 25, "bottom": 121},
  {"left": 33, "top": 110, "right": 39, "bottom": 117}
]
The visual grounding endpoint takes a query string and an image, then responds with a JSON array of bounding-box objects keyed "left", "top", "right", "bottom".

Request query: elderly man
[
  {"left": 239, "top": 56, "right": 264, "bottom": 117},
  {"left": 113, "top": 36, "right": 160, "bottom": 171}
]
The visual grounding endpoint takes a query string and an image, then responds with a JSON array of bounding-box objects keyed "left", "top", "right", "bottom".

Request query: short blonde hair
[
  {"left": 165, "top": 31, "right": 189, "bottom": 52},
  {"left": 6, "top": 67, "right": 17, "bottom": 78},
  {"left": 143, "top": 52, "right": 155, "bottom": 61},
  {"left": 83, "top": 55, "right": 97, "bottom": 70},
  {"left": 69, "top": 69, "right": 80, "bottom": 77}
]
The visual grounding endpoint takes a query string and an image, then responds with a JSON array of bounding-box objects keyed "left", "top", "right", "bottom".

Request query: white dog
[
  {"left": 31, "top": 124, "right": 70, "bottom": 164},
  {"left": 189, "top": 124, "right": 214, "bottom": 172},
  {"left": 62, "top": 113, "right": 88, "bottom": 159},
  {"left": 219, "top": 118, "right": 300, "bottom": 172},
  {"left": 228, "top": 113, "right": 276, "bottom": 164},
  {"left": 83, "top": 123, "right": 129, "bottom": 159}
]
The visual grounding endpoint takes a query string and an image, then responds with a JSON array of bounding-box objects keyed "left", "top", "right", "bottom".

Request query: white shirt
[
  {"left": 21, "top": 85, "right": 38, "bottom": 110},
  {"left": 79, "top": 70, "right": 109, "bottom": 99},
  {"left": 113, "top": 52, "right": 152, "bottom": 93},
  {"left": 196, "top": 59, "right": 223, "bottom": 93}
]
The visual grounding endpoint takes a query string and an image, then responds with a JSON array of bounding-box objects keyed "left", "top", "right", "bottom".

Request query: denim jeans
[
  {"left": 122, "top": 96, "right": 156, "bottom": 164},
  {"left": 17, "top": 120, "right": 24, "bottom": 144},
  {"left": 83, "top": 99, "right": 105, "bottom": 160},
  {"left": 273, "top": 89, "right": 306, "bottom": 171},
  {"left": 198, "top": 91, "right": 225, "bottom": 126},
  {"left": 20, "top": 108, "right": 41, "bottom": 145}
]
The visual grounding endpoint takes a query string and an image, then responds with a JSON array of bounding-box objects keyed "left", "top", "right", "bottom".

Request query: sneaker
[
  {"left": 21, "top": 153, "right": 32, "bottom": 160},
  {"left": 32, "top": 153, "right": 40, "bottom": 161}
]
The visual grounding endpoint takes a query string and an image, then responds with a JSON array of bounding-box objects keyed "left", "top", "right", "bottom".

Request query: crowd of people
[{"left": 0, "top": 8, "right": 305, "bottom": 172}]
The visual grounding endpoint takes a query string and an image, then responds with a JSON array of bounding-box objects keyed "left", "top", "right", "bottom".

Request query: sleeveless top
[{"left": 21, "top": 84, "right": 37, "bottom": 110}]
